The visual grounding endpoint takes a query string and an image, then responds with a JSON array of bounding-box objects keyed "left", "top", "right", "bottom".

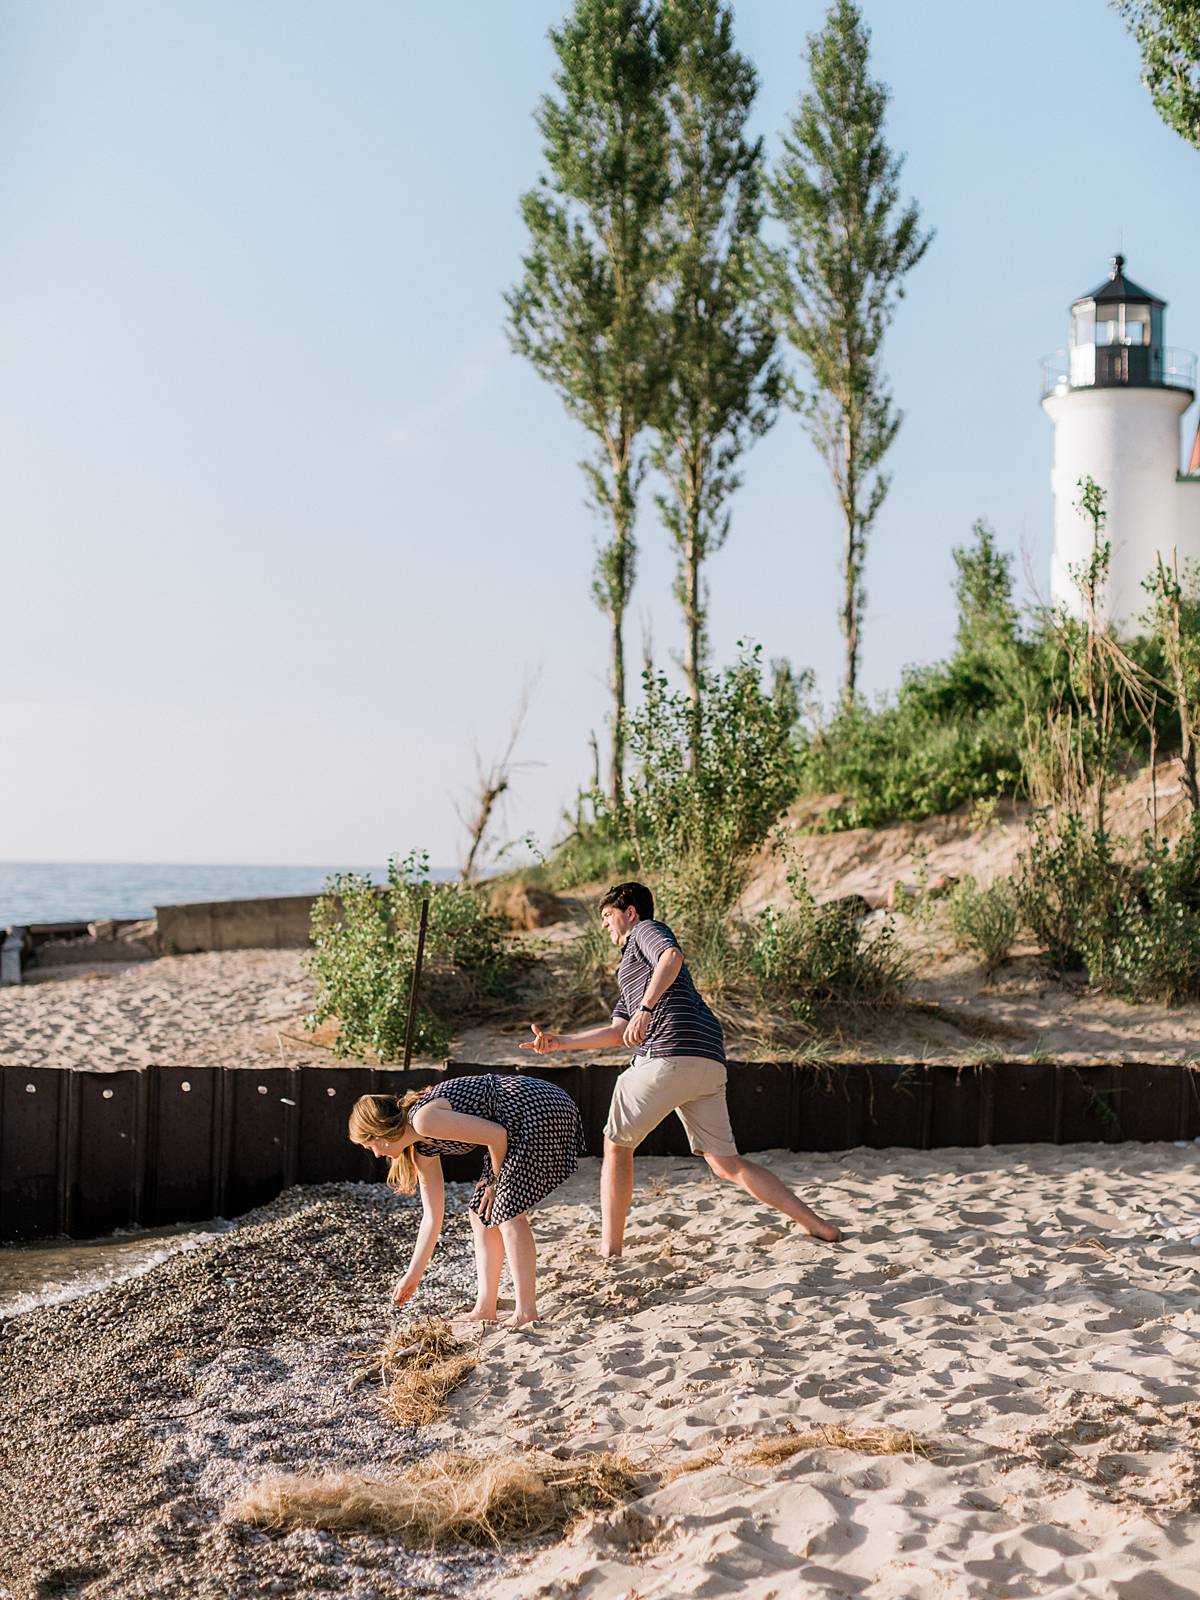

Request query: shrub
[
  {"left": 543, "top": 810, "right": 637, "bottom": 889},
  {"left": 797, "top": 690, "right": 1026, "bottom": 829},
  {"left": 620, "top": 644, "right": 800, "bottom": 931},
  {"left": 1015, "top": 814, "right": 1200, "bottom": 1002},
  {"left": 307, "top": 852, "right": 516, "bottom": 1061},
  {"left": 1014, "top": 815, "right": 1127, "bottom": 979},
  {"left": 682, "top": 861, "right": 908, "bottom": 1046},
  {"left": 946, "top": 876, "right": 1018, "bottom": 975},
  {"left": 795, "top": 524, "right": 1032, "bottom": 828},
  {"left": 742, "top": 868, "right": 907, "bottom": 1027},
  {"left": 794, "top": 518, "right": 1173, "bottom": 833},
  {"left": 1106, "top": 819, "right": 1200, "bottom": 1003}
]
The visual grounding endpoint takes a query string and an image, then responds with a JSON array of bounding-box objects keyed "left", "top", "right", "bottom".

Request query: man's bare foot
[{"left": 806, "top": 1219, "right": 841, "bottom": 1243}]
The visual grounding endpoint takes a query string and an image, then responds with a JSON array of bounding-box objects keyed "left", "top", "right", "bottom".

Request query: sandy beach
[
  {"left": 468, "top": 1145, "right": 1200, "bottom": 1598},
  {"left": 5, "top": 1145, "right": 1200, "bottom": 1598},
  {"left": 4, "top": 935, "right": 1200, "bottom": 1073}
]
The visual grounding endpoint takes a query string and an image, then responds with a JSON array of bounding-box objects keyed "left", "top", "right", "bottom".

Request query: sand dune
[{"left": 440, "top": 1146, "right": 1200, "bottom": 1598}]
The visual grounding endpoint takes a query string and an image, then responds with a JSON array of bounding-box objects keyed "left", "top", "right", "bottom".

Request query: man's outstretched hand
[{"left": 520, "top": 1023, "right": 561, "bottom": 1055}]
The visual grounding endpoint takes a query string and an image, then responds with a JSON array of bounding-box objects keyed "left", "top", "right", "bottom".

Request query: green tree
[
  {"left": 506, "top": 0, "right": 669, "bottom": 805},
  {"left": 1116, "top": 1, "right": 1200, "bottom": 150},
  {"left": 953, "top": 519, "right": 1019, "bottom": 656},
  {"left": 765, "top": 0, "right": 932, "bottom": 704},
  {"left": 652, "top": 0, "right": 780, "bottom": 766},
  {"left": 622, "top": 644, "right": 800, "bottom": 926}
]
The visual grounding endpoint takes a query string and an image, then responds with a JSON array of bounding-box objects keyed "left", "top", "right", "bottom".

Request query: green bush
[
  {"left": 795, "top": 520, "right": 1174, "bottom": 833},
  {"left": 1106, "top": 819, "right": 1200, "bottom": 1003},
  {"left": 307, "top": 851, "right": 516, "bottom": 1061},
  {"left": 620, "top": 644, "right": 800, "bottom": 931},
  {"left": 543, "top": 810, "right": 638, "bottom": 889},
  {"left": 747, "top": 903, "right": 905, "bottom": 1025},
  {"left": 1014, "top": 816, "right": 1126, "bottom": 979},
  {"left": 797, "top": 689, "right": 1026, "bottom": 829},
  {"left": 1015, "top": 815, "right": 1200, "bottom": 1002},
  {"left": 946, "top": 875, "right": 1018, "bottom": 975},
  {"left": 716, "top": 864, "right": 907, "bottom": 1036},
  {"left": 797, "top": 523, "right": 1033, "bottom": 828}
]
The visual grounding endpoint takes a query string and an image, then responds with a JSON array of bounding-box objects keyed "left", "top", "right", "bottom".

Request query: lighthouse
[{"left": 1041, "top": 256, "right": 1200, "bottom": 626}]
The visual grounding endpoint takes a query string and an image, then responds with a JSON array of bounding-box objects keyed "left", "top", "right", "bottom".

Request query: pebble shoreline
[{"left": 0, "top": 1183, "right": 509, "bottom": 1600}]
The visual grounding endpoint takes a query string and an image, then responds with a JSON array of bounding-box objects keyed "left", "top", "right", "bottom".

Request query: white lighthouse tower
[{"left": 1042, "top": 256, "right": 1200, "bottom": 626}]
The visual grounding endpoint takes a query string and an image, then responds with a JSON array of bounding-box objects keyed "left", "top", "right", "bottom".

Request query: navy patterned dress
[{"left": 410, "top": 1073, "right": 586, "bottom": 1227}]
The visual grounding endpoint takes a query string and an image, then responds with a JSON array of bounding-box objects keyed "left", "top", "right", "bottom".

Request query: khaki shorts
[{"left": 604, "top": 1054, "right": 737, "bottom": 1156}]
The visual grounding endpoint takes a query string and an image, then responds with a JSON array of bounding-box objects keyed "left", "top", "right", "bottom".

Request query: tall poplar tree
[
  {"left": 766, "top": 0, "right": 932, "bottom": 705},
  {"left": 506, "top": 0, "right": 668, "bottom": 805},
  {"left": 653, "top": 0, "right": 780, "bottom": 769}
]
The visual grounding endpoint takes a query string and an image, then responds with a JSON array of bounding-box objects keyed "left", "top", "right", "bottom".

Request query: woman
[{"left": 349, "top": 1073, "right": 585, "bottom": 1328}]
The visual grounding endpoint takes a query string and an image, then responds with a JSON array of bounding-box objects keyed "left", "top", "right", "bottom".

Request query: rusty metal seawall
[{"left": 2, "top": 1061, "right": 1198, "bottom": 1242}]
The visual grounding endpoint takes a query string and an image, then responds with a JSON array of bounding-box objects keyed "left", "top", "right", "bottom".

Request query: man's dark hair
[{"left": 599, "top": 881, "right": 654, "bottom": 921}]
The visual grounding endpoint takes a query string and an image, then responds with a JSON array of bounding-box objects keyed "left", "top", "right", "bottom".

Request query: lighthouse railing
[{"left": 1040, "top": 346, "right": 1196, "bottom": 398}]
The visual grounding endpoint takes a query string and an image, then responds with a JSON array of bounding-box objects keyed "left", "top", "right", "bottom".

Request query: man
[{"left": 521, "top": 881, "right": 840, "bottom": 1256}]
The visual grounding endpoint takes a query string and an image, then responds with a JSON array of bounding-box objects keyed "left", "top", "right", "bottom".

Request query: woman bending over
[{"left": 349, "top": 1072, "right": 584, "bottom": 1328}]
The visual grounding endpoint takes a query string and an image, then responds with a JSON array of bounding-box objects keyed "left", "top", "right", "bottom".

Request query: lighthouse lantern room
[{"left": 1042, "top": 256, "right": 1200, "bottom": 627}]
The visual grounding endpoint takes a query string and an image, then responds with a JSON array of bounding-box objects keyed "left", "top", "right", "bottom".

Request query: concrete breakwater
[
  {"left": 2, "top": 1059, "right": 1198, "bottom": 1243},
  {"left": 3, "top": 893, "right": 321, "bottom": 982}
]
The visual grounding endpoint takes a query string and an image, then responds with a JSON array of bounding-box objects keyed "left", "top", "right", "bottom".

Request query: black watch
[{"left": 639, "top": 1004, "right": 655, "bottom": 1015}]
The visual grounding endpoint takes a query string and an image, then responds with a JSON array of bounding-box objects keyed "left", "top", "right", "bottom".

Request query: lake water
[
  {"left": 0, "top": 862, "right": 455, "bottom": 927},
  {"left": 0, "top": 1222, "right": 231, "bottom": 1319}
]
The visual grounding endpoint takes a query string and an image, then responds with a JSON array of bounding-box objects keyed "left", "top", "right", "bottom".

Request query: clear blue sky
[{"left": 3, "top": 0, "right": 1198, "bottom": 867}]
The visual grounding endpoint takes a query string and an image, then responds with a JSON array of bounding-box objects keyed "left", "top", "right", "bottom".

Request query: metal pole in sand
[{"left": 402, "top": 897, "right": 430, "bottom": 1071}]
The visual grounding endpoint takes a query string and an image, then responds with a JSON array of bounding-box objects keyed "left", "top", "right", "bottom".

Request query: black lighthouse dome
[{"left": 1069, "top": 255, "right": 1170, "bottom": 388}]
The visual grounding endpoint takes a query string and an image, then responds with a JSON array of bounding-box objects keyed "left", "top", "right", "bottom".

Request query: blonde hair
[{"left": 348, "top": 1091, "right": 427, "bottom": 1194}]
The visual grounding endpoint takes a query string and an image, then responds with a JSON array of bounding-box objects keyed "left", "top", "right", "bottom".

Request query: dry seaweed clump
[
  {"left": 738, "top": 1424, "right": 935, "bottom": 1466},
  {"left": 663, "top": 1424, "right": 936, "bottom": 1480},
  {"left": 381, "top": 1317, "right": 480, "bottom": 1426},
  {"left": 233, "top": 1450, "right": 643, "bottom": 1548},
  {"left": 544, "top": 1452, "right": 642, "bottom": 1523}
]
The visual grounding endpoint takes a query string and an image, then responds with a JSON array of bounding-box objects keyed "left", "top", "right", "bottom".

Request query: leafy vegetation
[
  {"left": 795, "top": 523, "right": 1038, "bottom": 827},
  {"left": 1116, "top": 0, "right": 1200, "bottom": 151},
  {"left": 1004, "top": 484, "right": 1200, "bottom": 1003},
  {"left": 1014, "top": 817, "right": 1200, "bottom": 1003},
  {"left": 946, "top": 876, "right": 1018, "bottom": 976},
  {"left": 793, "top": 519, "right": 1176, "bottom": 832},
  {"left": 619, "top": 645, "right": 800, "bottom": 933},
  {"left": 738, "top": 863, "right": 907, "bottom": 1029},
  {"left": 307, "top": 852, "right": 517, "bottom": 1061}
]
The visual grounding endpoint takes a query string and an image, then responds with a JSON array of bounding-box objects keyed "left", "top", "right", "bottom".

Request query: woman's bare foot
[
  {"left": 505, "top": 1311, "right": 539, "bottom": 1329},
  {"left": 459, "top": 1303, "right": 498, "bottom": 1323},
  {"left": 806, "top": 1218, "right": 841, "bottom": 1243}
]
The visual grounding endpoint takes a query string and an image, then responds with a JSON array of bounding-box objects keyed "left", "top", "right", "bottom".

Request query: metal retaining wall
[{"left": 2, "top": 1060, "right": 1198, "bottom": 1242}]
